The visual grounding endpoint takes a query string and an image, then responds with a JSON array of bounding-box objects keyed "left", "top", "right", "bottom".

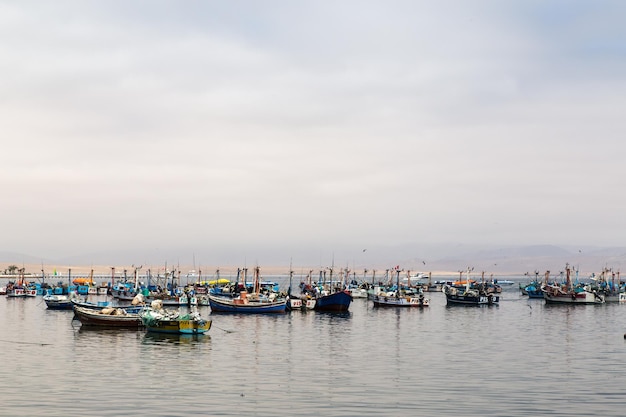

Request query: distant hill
[{"left": 1, "top": 244, "right": 625, "bottom": 277}]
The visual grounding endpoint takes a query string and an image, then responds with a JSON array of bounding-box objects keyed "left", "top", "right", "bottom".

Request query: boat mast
[
  {"left": 254, "top": 266, "right": 260, "bottom": 294},
  {"left": 288, "top": 261, "right": 294, "bottom": 296},
  {"left": 396, "top": 267, "right": 401, "bottom": 298}
]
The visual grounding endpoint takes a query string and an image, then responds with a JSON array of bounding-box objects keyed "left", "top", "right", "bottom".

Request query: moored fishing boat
[
  {"left": 44, "top": 292, "right": 80, "bottom": 310},
  {"left": 590, "top": 267, "right": 624, "bottom": 303},
  {"left": 444, "top": 268, "right": 499, "bottom": 306},
  {"left": 207, "top": 266, "right": 287, "bottom": 314},
  {"left": 307, "top": 266, "right": 352, "bottom": 312},
  {"left": 72, "top": 305, "right": 144, "bottom": 328},
  {"left": 71, "top": 299, "right": 144, "bottom": 313},
  {"left": 523, "top": 283, "right": 544, "bottom": 299},
  {"left": 371, "top": 268, "right": 429, "bottom": 307},
  {"left": 141, "top": 301, "right": 211, "bottom": 334},
  {"left": 6, "top": 268, "right": 37, "bottom": 297},
  {"left": 314, "top": 289, "right": 352, "bottom": 312},
  {"left": 542, "top": 264, "right": 604, "bottom": 305},
  {"left": 208, "top": 293, "right": 287, "bottom": 313}
]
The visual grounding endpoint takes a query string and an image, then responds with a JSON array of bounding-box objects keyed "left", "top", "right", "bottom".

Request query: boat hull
[
  {"left": 71, "top": 300, "right": 144, "bottom": 313},
  {"left": 207, "top": 295, "right": 287, "bottom": 314},
  {"left": 445, "top": 293, "right": 499, "bottom": 306},
  {"left": 145, "top": 319, "right": 211, "bottom": 335},
  {"left": 72, "top": 305, "right": 144, "bottom": 328},
  {"left": 371, "top": 294, "right": 429, "bottom": 307},
  {"left": 543, "top": 291, "right": 604, "bottom": 304},
  {"left": 314, "top": 290, "right": 352, "bottom": 312},
  {"left": 44, "top": 300, "right": 74, "bottom": 310}
]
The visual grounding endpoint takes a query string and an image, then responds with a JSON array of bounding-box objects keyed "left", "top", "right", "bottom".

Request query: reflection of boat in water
[{"left": 142, "top": 332, "right": 211, "bottom": 345}]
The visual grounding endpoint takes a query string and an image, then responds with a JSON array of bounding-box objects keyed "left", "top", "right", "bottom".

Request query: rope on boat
[
  {"left": 0, "top": 339, "right": 51, "bottom": 346},
  {"left": 213, "top": 325, "right": 235, "bottom": 333}
]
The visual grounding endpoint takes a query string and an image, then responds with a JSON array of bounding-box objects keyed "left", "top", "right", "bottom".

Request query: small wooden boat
[
  {"left": 208, "top": 293, "right": 287, "bottom": 313},
  {"left": 44, "top": 293, "right": 80, "bottom": 310},
  {"left": 72, "top": 305, "right": 144, "bottom": 328},
  {"left": 71, "top": 299, "right": 144, "bottom": 313},
  {"left": 141, "top": 303, "right": 211, "bottom": 335}
]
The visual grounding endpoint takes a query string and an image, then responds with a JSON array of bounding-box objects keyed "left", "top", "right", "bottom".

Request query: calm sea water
[{"left": 1, "top": 282, "right": 626, "bottom": 416}]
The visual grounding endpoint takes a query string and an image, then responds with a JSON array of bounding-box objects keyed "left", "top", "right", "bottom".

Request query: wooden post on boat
[
  {"left": 254, "top": 266, "right": 260, "bottom": 294},
  {"left": 329, "top": 266, "right": 334, "bottom": 292},
  {"left": 133, "top": 266, "right": 140, "bottom": 292}
]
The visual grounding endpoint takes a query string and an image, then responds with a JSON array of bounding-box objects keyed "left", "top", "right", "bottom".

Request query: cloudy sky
[{"left": 1, "top": 1, "right": 625, "bottom": 268}]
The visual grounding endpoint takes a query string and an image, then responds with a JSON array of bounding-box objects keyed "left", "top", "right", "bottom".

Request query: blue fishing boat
[
  {"left": 310, "top": 266, "right": 353, "bottom": 312},
  {"left": 207, "top": 267, "right": 287, "bottom": 314},
  {"left": 523, "top": 283, "right": 544, "bottom": 299},
  {"left": 313, "top": 290, "right": 352, "bottom": 311},
  {"left": 207, "top": 293, "right": 287, "bottom": 313},
  {"left": 44, "top": 292, "right": 80, "bottom": 310}
]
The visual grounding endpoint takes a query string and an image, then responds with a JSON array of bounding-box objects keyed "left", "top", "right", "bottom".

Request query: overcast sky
[{"left": 2, "top": 1, "right": 625, "bottom": 268}]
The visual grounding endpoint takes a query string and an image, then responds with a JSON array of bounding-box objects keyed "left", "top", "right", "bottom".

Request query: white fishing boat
[
  {"left": 371, "top": 268, "right": 429, "bottom": 307},
  {"left": 542, "top": 264, "right": 604, "bottom": 305}
]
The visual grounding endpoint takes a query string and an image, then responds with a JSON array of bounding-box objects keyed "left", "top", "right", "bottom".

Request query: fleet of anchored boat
[{"left": 3, "top": 262, "right": 624, "bottom": 338}]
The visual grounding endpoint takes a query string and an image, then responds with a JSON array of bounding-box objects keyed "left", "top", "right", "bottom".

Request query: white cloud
[{"left": 1, "top": 1, "right": 625, "bottom": 266}]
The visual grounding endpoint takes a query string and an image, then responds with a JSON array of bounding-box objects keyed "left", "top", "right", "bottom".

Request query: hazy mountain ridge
[{"left": 2, "top": 244, "right": 626, "bottom": 276}]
